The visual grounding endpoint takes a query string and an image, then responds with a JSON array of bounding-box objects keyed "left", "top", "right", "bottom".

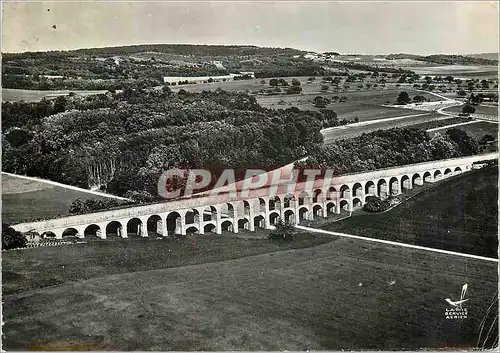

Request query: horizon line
[{"left": 2, "top": 42, "right": 498, "bottom": 57}]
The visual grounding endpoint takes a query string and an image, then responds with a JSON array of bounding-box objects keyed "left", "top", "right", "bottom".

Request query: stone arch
[
  {"left": 454, "top": 167, "right": 462, "bottom": 174},
  {"left": 352, "top": 197, "right": 363, "bottom": 209},
  {"left": 166, "top": 211, "right": 182, "bottom": 235},
  {"left": 220, "top": 203, "right": 235, "bottom": 218},
  {"left": 84, "top": 224, "right": 102, "bottom": 238},
  {"left": 269, "top": 196, "right": 281, "bottom": 211},
  {"left": 401, "top": 175, "right": 411, "bottom": 191},
  {"left": 434, "top": 170, "right": 443, "bottom": 181},
  {"left": 41, "top": 231, "right": 56, "bottom": 238},
  {"left": 258, "top": 198, "right": 267, "bottom": 213},
  {"left": 127, "top": 218, "right": 143, "bottom": 237},
  {"left": 297, "top": 191, "right": 310, "bottom": 206},
  {"left": 326, "top": 186, "right": 337, "bottom": 200},
  {"left": 377, "top": 179, "right": 388, "bottom": 198},
  {"left": 185, "top": 226, "right": 199, "bottom": 235},
  {"left": 203, "top": 223, "right": 216, "bottom": 234},
  {"left": 283, "top": 193, "right": 296, "bottom": 208},
  {"left": 339, "top": 185, "right": 350, "bottom": 199},
  {"left": 423, "top": 171, "right": 433, "bottom": 183},
  {"left": 365, "top": 181, "right": 376, "bottom": 195},
  {"left": 312, "top": 189, "right": 322, "bottom": 203},
  {"left": 185, "top": 209, "right": 200, "bottom": 225},
  {"left": 444, "top": 168, "right": 452, "bottom": 178},
  {"left": 254, "top": 215, "right": 265, "bottom": 228},
  {"left": 313, "top": 204, "right": 323, "bottom": 217},
  {"left": 352, "top": 183, "right": 363, "bottom": 197},
  {"left": 242, "top": 200, "right": 251, "bottom": 217},
  {"left": 146, "top": 215, "right": 162, "bottom": 236},
  {"left": 62, "top": 228, "right": 79, "bottom": 239},
  {"left": 203, "top": 206, "right": 218, "bottom": 222},
  {"left": 269, "top": 212, "right": 280, "bottom": 226},
  {"left": 238, "top": 218, "right": 250, "bottom": 230},
  {"left": 105, "top": 221, "right": 124, "bottom": 237},
  {"left": 412, "top": 173, "right": 422, "bottom": 187},
  {"left": 389, "top": 177, "right": 399, "bottom": 195},
  {"left": 340, "top": 199, "right": 350, "bottom": 211},
  {"left": 221, "top": 220, "right": 234, "bottom": 232},
  {"left": 284, "top": 209, "right": 295, "bottom": 223},
  {"left": 326, "top": 202, "right": 336, "bottom": 214},
  {"left": 298, "top": 207, "right": 309, "bottom": 222}
]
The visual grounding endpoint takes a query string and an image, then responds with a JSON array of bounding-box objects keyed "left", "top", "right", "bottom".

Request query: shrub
[
  {"left": 462, "top": 105, "right": 476, "bottom": 114},
  {"left": 363, "top": 196, "right": 390, "bottom": 213},
  {"left": 269, "top": 220, "right": 295, "bottom": 241},
  {"left": 286, "top": 86, "right": 302, "bottom": 94},
  {"left": 2, "top": 223, "right": 28, "bottom": 250}
]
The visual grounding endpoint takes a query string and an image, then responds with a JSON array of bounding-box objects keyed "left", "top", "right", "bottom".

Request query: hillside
[
  {"left": 323, "top": 166, "right": 498, "bottom": 258},
  {"left": 465, "top": 53, "right": 498, "bottom": 61},
  {"left": 386, "top": 53, "right": 498, "bottom": 66},
  {"left": 2, "top": 44, "right": 322, "bottom": 90}
]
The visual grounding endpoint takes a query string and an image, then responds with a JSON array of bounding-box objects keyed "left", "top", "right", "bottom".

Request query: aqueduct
[{"left": 12, "top": 153, "right": 497, "bottom": 239}]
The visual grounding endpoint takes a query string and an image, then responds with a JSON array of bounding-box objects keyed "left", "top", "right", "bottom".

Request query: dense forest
[
  {"left": 2, "top": 88, "right": 326, "bottom": 201},
  {"left": 295, "top": 127, "right": 479, "bottom": 176}
]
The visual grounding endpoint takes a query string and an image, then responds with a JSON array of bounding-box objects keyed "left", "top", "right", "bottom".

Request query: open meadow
[
  {"left": 443, "top": 104, "right": 499, "bottom": 118},
  {"left": 428, "top": 121, "right": 498, "bottom": 143},
  {"left": 2, "top": 231, "right": 497, "bottom": 351},
  {"left": 2, "top": 173, "right": 116, "bottom": 224},
  {"left": 321, "top": 112, "right": 445, "bottom": 144},
  {"left": 2, "top": 88, "right": 108, "bottom": 102},
  {"left": 321, "top": 166, "right": 498, "bottom": 258},
  {"left": 406, "top": 65, "right": 498, "bottom": 78}
]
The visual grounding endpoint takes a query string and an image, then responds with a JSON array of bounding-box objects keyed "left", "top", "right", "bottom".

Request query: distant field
[
  {"left": 2, "top": 174, "right": 112, "bottom": 224},
  {"left": 430, "top": 121, "right": 498, "bottom": 141},
  {"left": 2, "top": 232, "right": 497, "bottom": 350},
  {"left": 257, "top": 89, "right": 440, "bottom": 121},
  {"left": 321, "top": 112, "right": 445, "bottom": 143},
  {"left": 409, "top": 117, "right": 471, "bottom": 131},
  {"left": 407, "top": 65, "right": 498, "bottom": 78},
  {"left": 443, "top": 105, "right": 498, "bottom": 117},
  {"left": 322, "top": 166, "right": 498, "bottom": 258},
  {"left": 2, "top": 88, "right": 108, "bottom": 102}
]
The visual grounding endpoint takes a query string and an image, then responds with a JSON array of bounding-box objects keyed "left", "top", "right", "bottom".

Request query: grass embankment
[
  {"left": 1, "top": 173, "right": 113, "bottom": 224},
  {"left": 2, "top": 234, "right": 497, "bottom": 351},
  {"left": 321, "top": 166, "right": 498, "bottom": 258},
  {"left": 409, "top": 116, "right": 471, "bottom": 130},
  {"left": 2, "top": 232, "right": 333, "bottom": 295}
]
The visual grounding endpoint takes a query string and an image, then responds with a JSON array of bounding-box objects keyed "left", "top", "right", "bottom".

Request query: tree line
[{"left": 295, "top": 127, "right": 479, "bottom": 176}]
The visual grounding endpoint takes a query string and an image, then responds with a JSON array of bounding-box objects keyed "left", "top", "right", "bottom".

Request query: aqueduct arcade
[{"left": 12, "top": 153, "right": 496, "bottom": 239}]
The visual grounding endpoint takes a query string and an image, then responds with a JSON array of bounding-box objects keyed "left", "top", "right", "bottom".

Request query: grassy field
[
  {"left": 429, "top": 121, "right": 498, "bottom": 142},
  {"left": 321, "top": 112, "right": 445, "bottom": 144},
  {"left": 2, "top": 88, "right": 108, "bottom": 102},
  {"left": 2, "top": 232, "right": 497, "bottom": 350},
  {"left": 256, "top": 88, "right": 440, "bottom": 119},
  {"left": 406, "top": 65, "right": 498, "bottom": 78},
  {"left": 443, "top": 104, "right": 498, "bottom": 117},
  {"left": 2, "top": 174, "right": 113, "bottom": 224},
  {"left": 321, "top": 166, "right": 498, "bottom": 259},
  {"left": 409, "top": 116, "right": 472, "bottom": 130}
]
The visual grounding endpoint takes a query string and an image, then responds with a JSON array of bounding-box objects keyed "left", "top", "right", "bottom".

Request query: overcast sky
[{"left": 2, "top": 1, "right": 498, "bottom": 54}]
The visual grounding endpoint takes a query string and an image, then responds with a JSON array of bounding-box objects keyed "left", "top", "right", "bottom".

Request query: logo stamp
[{"left": 445, "top": 284, "right": 468, "bottom": 320}]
